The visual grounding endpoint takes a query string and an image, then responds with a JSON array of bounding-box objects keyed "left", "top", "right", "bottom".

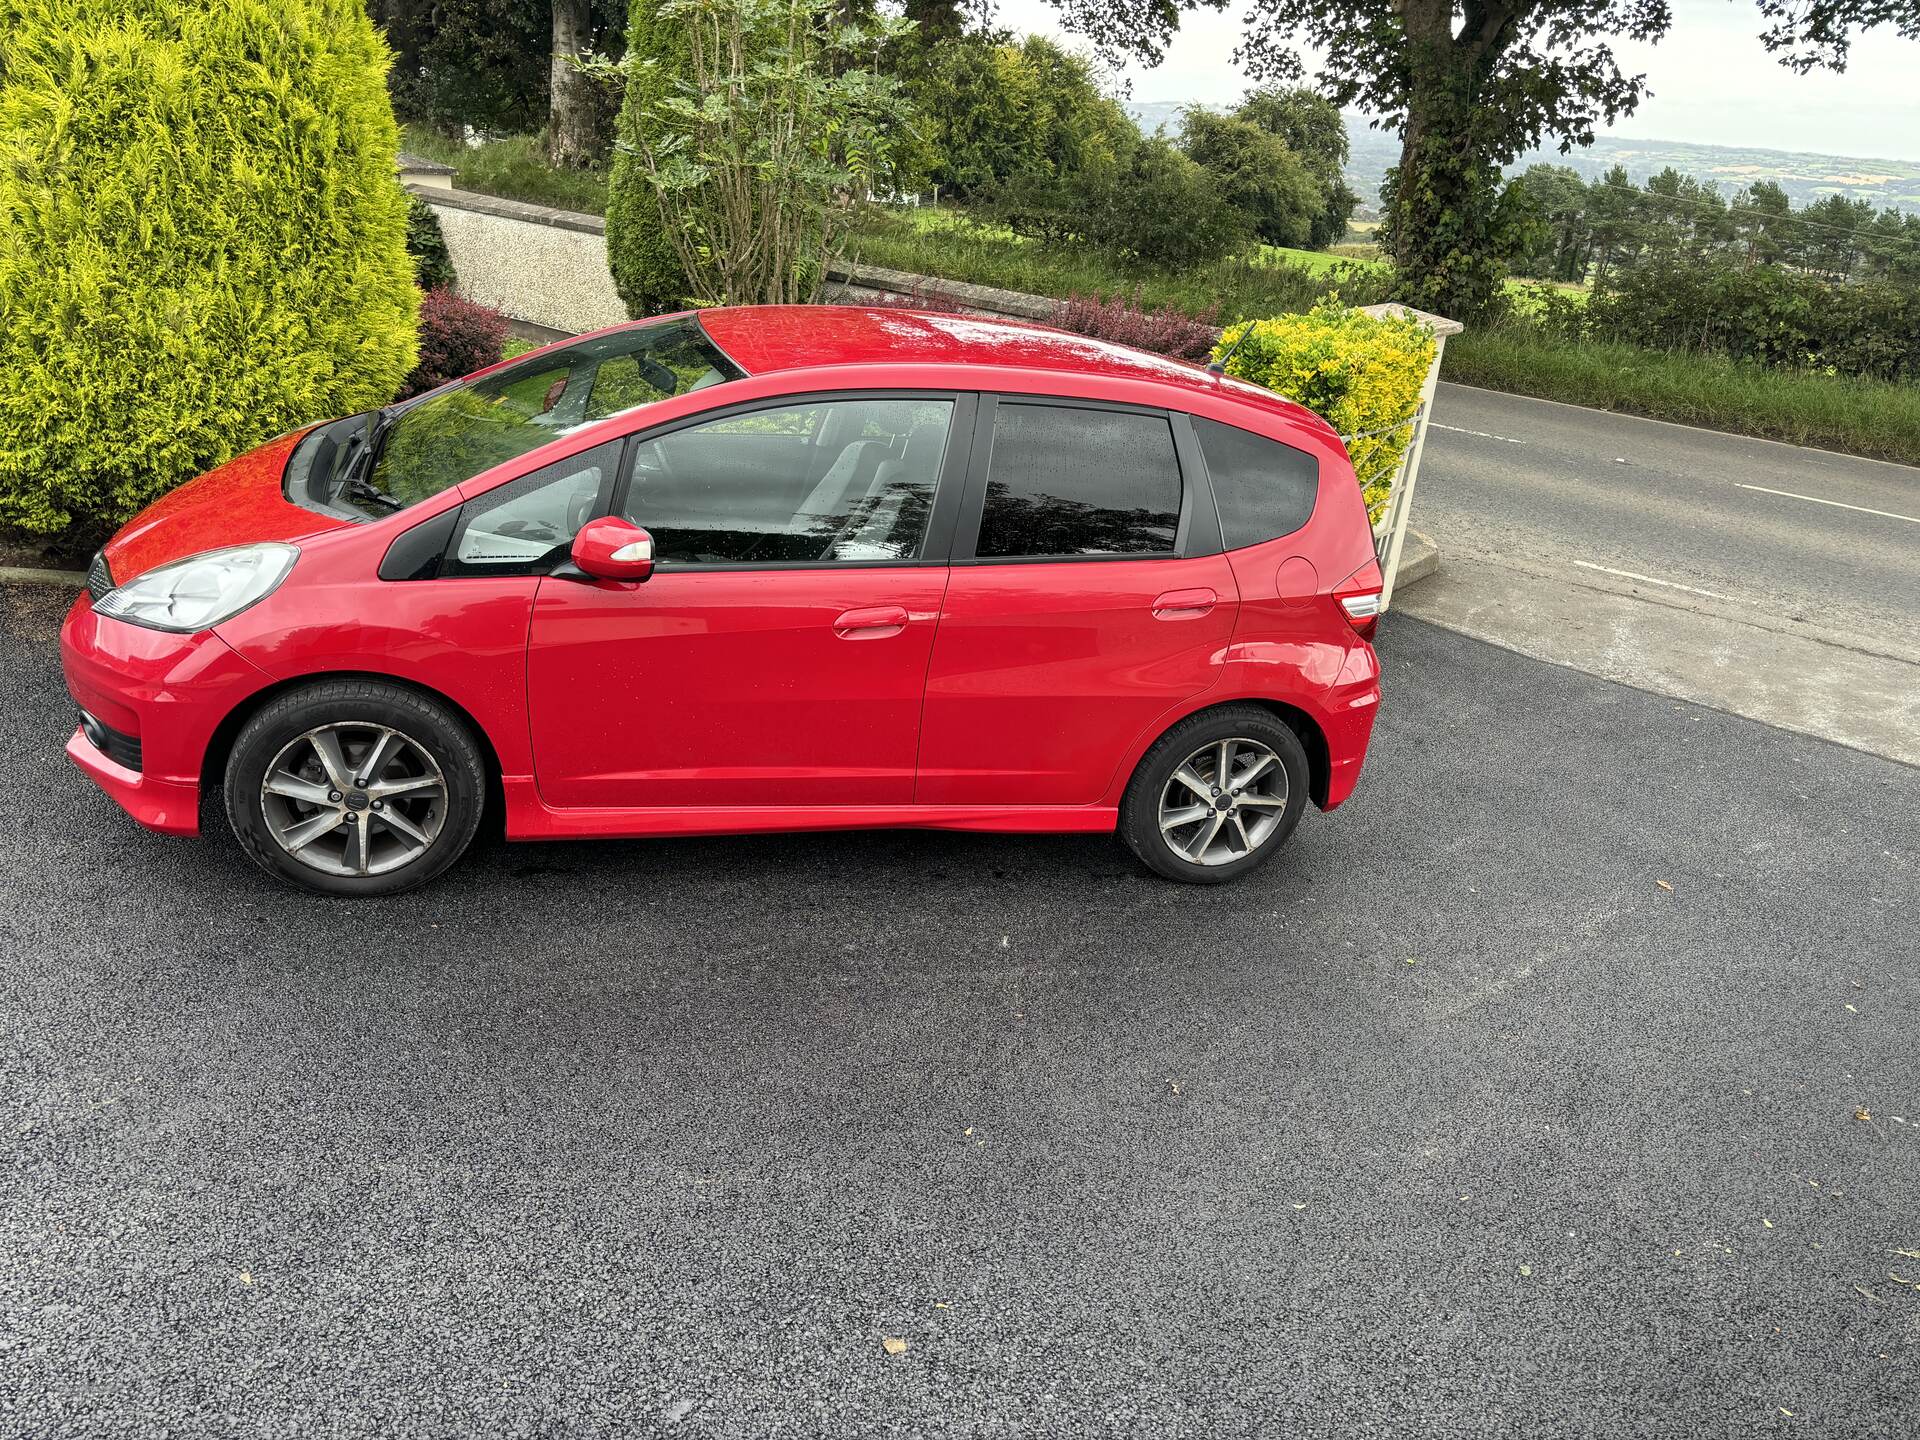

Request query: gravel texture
[{"left": 3, "top": 581, "right": 1915, "bottom": 1438}]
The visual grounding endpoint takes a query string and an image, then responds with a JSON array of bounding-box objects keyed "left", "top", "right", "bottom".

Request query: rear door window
[
  {"left": 974, "top": 402, "right": 1181, "bottom": 559},
  {"left": 1192, "top": 416, "right": 1318, "bottom": 549}
]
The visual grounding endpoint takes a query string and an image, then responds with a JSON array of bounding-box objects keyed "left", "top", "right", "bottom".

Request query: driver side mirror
[{"left": 570, "top": 516, "right": 655, "bottom": 582}]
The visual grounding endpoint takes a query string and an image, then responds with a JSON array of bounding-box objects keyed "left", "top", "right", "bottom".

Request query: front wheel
[
  {"left": 1118, "top": 706, "right": 1310, "bottom": 884},
  {"left": 224, "top": 680, "right": 487, "bottom": 897}
]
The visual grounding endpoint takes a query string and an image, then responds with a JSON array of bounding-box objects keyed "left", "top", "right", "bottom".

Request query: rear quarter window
[{"left": 1193, "top": 416, "right": 1319, "bottom": 549}]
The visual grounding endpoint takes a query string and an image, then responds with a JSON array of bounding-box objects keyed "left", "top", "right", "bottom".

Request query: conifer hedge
[
  {"left": 604, "top": 0, "right": 690, "bottom": 317},
  {"left": 0, "top": 0, "right": 419, "bottom": 539}
]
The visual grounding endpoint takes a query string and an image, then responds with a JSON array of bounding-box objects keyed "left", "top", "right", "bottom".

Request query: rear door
[{"left": 915, "top": 396, "right": 1237, "bottom": 806}]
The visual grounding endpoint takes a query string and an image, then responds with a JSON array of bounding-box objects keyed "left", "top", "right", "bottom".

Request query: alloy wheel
[
  {"left": 258, "top": 722, "right": 447, "bottom": 878},
  {"left": 1156, "top": 737, "right": 1289, "bottom": 867}
]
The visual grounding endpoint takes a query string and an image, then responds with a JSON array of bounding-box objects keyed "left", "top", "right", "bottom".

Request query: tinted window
[
  {"left": 1193, "top": 416, "right": 1318, "bottom": 549},
  {"left": 623, "top": 398, "right": 952, "bottom": 565},
  {"left": 450, "top": 440, "right": 622, "bottom": 573},
  {"left": 976, "top": 404, "right": 1179, "bottom": 559}
]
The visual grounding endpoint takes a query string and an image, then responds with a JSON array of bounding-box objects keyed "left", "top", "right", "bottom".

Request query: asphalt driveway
[{"left": 2, "top": 581, "right": 1915, "bottom": 1438}]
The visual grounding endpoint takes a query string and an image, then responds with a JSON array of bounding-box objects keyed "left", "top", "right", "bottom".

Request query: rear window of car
[
  {"left": 1193, "top": 416, "right": 1319, "bottom": 549},
  {"left": 975, "top": 403, "right": 1181, "bottom": 559}
]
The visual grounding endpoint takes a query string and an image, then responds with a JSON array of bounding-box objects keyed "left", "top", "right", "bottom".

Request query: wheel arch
[
  {"left": 201, "top": 671, "right": 506, "bottom": 821},
  {"left": 1124, "top": 695, "right": 1333, "bottom": 811}
]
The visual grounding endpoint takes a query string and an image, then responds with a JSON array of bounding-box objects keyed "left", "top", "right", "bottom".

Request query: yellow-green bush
[
  {"left": 0, "top": 0, "right": 419, "bottom": 539},
  {"left": 1213, "top": 301, "right": 1435, "bottom": 524}
]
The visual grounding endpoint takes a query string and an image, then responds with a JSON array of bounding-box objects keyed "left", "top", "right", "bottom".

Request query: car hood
[{"left": 101, "top": 427, "right": 348, "bottom": 585}]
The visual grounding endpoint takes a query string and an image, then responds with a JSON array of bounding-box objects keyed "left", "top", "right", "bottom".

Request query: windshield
[{"left": 285, "top": 315, "right": 743, "bottom": 521}]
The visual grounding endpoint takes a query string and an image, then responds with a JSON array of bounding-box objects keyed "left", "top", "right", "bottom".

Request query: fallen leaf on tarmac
[
  {"left": 1780, "top": 1408, "right": 1794, "bottom": 1417},
  {"left": 882, "top": 1337, "right": 908, "bottom": 1356},
  {"left": 1855, "top": 1108, "right": 1871, "bottom": 1121},
  {"left": 1893, "top": 1249, "right": 1920, "bottom": 1260},
  {"left": 238, "top": 1272, "right": 252, "bottom": 1286},
  {"left": 1519, "top": 1265, "right": 1532, "bottom": 1277},
  {"left": 1854, "top": 1284, "right": 1883, "bottom": 1303},
  {"left": 1169, "top": 1080, "right": 1180, "bottom": 1095},
  {"left": 963, "top": 1127, "right": 973, "bottom": 1136},
  {"left": 1763, "top": 1219, "right": 1774, "bottom": 1229},
  {"left": 1656, "top": 880, "right": 1673, "bottom": 892},
  {"left": 1846, "top": 1004, "right": 1858, "bottom": 1013},
  {"left": 1292, "top": 1203, "right": 1307, "bottom": 1211}
]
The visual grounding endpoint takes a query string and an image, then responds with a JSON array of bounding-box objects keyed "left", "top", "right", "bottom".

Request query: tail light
[{"left": 1333, "top": 557, "right": 1384, "bottom": 640}]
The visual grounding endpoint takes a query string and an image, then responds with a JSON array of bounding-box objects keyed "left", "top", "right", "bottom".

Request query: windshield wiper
[{"left": 343, "top": 476, "right": 404, "bottom": 512}]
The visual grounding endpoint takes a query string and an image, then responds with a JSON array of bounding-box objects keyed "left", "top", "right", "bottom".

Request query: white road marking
[
  {"left": 1572, "top": 560, "right": 1732, "bottom": 600},
  {"left": 1431, "top": 422, "right": 1526, "bottom": 445},
  {"left": 1735, "top": 483, "right": 1920, "bottom": 525}
]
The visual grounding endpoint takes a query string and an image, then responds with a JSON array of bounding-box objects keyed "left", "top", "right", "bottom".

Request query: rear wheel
[
  {"left": 224, "top": 680, "right": 486, "bottom": 896},
  {"left": 1119, "top": 706, "right": 1310, "bottom": 884}
]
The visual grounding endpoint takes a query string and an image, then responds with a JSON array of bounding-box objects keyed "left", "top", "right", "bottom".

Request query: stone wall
[{"left": 407, "top": 184, "right": 626, "bottom": 337}]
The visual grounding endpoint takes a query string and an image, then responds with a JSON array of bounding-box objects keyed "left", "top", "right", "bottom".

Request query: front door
[{"left": 526, "top": 393, "right": 967, "bottom": 810}]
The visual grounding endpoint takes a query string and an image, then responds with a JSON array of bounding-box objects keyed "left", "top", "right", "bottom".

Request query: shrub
[
  {"left": 0, "top": 0, "right": 419, "bottom": 539},
  {"left": 1054, "top": 291, "right": 1221, "bottom": 362},
  {"left": 606, "top": 0, "right": 693, "bottom": 314},
  {"left": 399, "top": 289, "right": 512, "bottom": 399},
  {"left": 406, "top": 195, "right": 457, "bottom": 291},
  {"left": 1000, "top": 136, "right": 1251, "bottom": 270},
  {"left": 1213, "top": 302, "right": 1436, "bottom": 523},
  {"left": 611, "top": 0, "right": 913, "bottom": 307},
  {"left": 1178, "top": 108, "right": 1323, "bottom": 249}
]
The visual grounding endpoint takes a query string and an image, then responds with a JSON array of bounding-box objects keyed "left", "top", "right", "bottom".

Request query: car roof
[{"left": 694, "top": 305, "right": 1334, "bottom": 437}]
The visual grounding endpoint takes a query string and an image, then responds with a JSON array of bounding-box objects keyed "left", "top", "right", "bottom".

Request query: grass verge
[
  {"left": 1444, "top": 328, "right": 1920, "bottom": 467},
  {"left": 402, "top": 127, "right": 609, "bottom": 216},
  {"left": 849, "top": 208, "right": 1390, "bottom": 322}
]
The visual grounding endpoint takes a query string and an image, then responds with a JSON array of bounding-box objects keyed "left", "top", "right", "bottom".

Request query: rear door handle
[
  {"left": 1151, "top": 587, "right": 1217, "bottom": 620},
  {"left": 832, "top": 605, "right": 911, "bottom": 639}
]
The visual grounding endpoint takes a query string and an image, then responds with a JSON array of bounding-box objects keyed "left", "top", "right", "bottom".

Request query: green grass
[
  {"left": 849, "top": 207, "right": 1391, "bottom": 323},
  {"left": 1444, "top": 327, "right": 1920, "bottom": 466},
  {"left": 402, "top": 126, "right": 610, "bottom": 216}
]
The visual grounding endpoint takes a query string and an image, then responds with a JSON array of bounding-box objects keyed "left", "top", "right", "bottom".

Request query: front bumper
[{"left": 59, "top": 595, "right": 272, "bottom": 836}]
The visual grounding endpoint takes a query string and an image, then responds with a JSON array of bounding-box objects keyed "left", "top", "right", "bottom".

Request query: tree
[
  {"left": 1042, "top": 0, "right": 1673, "bottom": 319},
  {"left": 1178, "top": 108, "right": 1324, "bottom": 248},
  {"left": 371, "top": 0, "right": 626, "bottom": 142},
  {"left": 1232, "top": 86, "right": 1359, "bottom": 247},
  {"left": 550, "top": 0, "right": 598, "bottom": 167},
  {"left": 1756, "top": 0, "right": 1920, "bottom": 70},
  {"left": 611, "top": 0, "right": 914, "bottom": 306},
  {"left": 607, "top": 0, "right": 693, "bottom": 314},
  {"left": 892, "top": 33, "right": 1136, "bottom": 200},
  {"left": 1505, "top": 164, "right": 1589, "bottom": 280},
  {"left": 0, "top": 0, "right": 419, "bottom": 540}
]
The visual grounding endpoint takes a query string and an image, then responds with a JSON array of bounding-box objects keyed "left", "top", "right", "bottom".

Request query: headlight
[{"left": 93, "top": 544, "right": 298, "bottom": 633}]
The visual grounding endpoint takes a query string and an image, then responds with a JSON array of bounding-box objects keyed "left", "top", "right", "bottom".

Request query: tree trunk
[{"left": 549, "top": 0, "right": 596, "bottom": 170}]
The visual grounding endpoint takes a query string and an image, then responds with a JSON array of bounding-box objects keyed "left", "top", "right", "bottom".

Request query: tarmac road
[
  {"left": 3, "top": 580, "right": 1915, "bottom": 1437},
  {"left": 1404, "top": 384, "right": 1920, "bottom": 764}
]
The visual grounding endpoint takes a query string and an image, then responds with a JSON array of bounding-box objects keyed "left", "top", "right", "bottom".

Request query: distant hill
[{"left": 1124, "top": 101, "right": 1920, "bottom": 215}]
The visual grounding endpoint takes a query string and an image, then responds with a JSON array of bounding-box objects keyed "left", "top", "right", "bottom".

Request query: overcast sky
[{"left": 993, "top": 0, "right": 1920, "bottom": 162}]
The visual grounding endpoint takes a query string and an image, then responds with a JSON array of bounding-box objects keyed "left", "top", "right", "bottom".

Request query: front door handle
[
  {"left": 832, "top": 605, "right": 911, "bottom": 639},
  {"left": 1151, "top": 587, "right": 1217, "bottom": 620}
]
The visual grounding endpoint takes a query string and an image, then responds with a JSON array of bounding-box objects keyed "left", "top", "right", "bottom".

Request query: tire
[
  {"left": 223, "top": 679, "right": 487, "bottom": 897},
  {"left": 1118, "top": 705, "right": 1311, "bottom": 885}
]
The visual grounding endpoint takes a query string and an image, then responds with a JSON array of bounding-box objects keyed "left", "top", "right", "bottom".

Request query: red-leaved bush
[
  {"left": 398, "top": 288, "right": 512, "bottom": 399},
  {"left": 1052, "top": 290, "right": 1221, "bottom": 362}
]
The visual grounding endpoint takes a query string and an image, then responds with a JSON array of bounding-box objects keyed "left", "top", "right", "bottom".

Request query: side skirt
[{"left": 499, "top": 777, "right": 1117, "bottom": 841}]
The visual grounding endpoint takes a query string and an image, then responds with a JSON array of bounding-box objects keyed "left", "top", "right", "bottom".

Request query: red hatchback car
[{"left": 62, "top": 306, "right": 1383, "bottom": 895}]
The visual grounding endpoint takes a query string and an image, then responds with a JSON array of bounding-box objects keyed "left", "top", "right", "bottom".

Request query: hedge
[
  {"left": 1214, "top": 302, "right": 1435, "bottom": 523},
  {"left": 605, "top": 0, "right": 690, "bottom": 317},
  {"left": 0, "top": 0, "right": 419, "bottom": 539}
]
